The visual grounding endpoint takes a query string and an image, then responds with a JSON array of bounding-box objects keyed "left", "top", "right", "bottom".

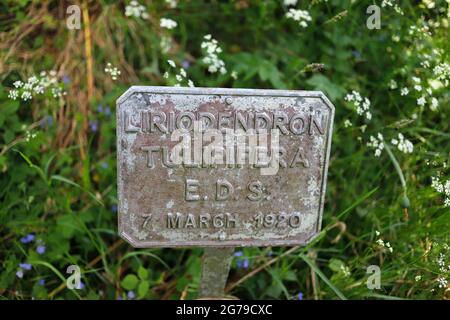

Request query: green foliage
[{"left": 0, "top": 0, "right": 449, "bottom": 300}]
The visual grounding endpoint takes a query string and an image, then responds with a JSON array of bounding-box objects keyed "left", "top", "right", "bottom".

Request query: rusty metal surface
[{"left": 117, "top": 86, "right": 334, "bottom": 247}]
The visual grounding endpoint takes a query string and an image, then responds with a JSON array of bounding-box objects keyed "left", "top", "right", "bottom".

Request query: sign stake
[{"left": 198, "top": 247, "right": 234, "bottom": 299}]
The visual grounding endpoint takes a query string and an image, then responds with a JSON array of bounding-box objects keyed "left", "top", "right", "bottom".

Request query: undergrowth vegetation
[{"left": 0, "top": 0, "right": 448, "bottom": 299}]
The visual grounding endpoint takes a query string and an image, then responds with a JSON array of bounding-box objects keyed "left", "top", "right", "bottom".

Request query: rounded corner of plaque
[
  {"left": 116, "top": 86, "right": 140, "bottom": 106},
  {"left": 119, "top": 230, "right": 138, "bottom": 247},
  {"left": 305, "top": 231, "right": 320, "bottom": 244},
  {"left": 315, "top": 92, "right": 335, "bottom": 114}
]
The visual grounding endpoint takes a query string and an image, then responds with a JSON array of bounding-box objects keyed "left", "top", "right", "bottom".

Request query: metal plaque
[{"left": 117, "top": 86, "right": 334, "bottom": 247}]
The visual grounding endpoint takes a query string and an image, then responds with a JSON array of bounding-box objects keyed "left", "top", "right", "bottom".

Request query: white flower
[
  {"left": 33, "top": 85, "right": 44, "bottom": 94},
  {"left": 414, "top": 84, "right": 422, "bottom": 91},
  {"left": 344, "top": 119, "right": 352, "bottom": 128},
  {"left": 179, "top": 68, "right": 187, "bottom": 78},
  {"left": 105, "top": 62, "right": 121, "bottom": 80},
  {"left": 400, "top": 87, "right": 409, "bottom": 96},
  {"left": 415, "top": 275, "right": 422, "bottom": 282},
  {"left": 430, "top": 97, "right": 439, "bottom": 111},
  {"left": 283, "top": 0, "right": 298, "bottom": 6},
  {"left": 13, "top": 80, "right": 23, "bottom": 88},
  {"left": 21, "top": 91, "right": 32, "bottom": 101},
  {"left": 8, "top": 71, "right": 66, "bottom": 101},
  {"left": 167, "top": 60, "right": 176, "bottom": 68},
  {"left": 433, "top": 62, "right": 450, "bottom": 87},
  {"left": 160, "top": 18, "right": 177, "bottom": 30},
  {"left": 391, "top": 133, "right": 413, "bottom": 154},
  {"left": 201, "top": 35, "right": 227, "bottom": 74},
  {"left": 389, "top": 79, "right": 397, "bottom": 89},
  {"left": 345, "top": 91, "right": 372, "bottom": 121},
  {"left": 125, "top": 1, "right": 148, "bottom": 19},
  {"left": 367, "top": 134, "right": 384, "bottom": 157},
  {"left": 187, "top": 79, "right": 195, "bottom": 87},
  {"left": 163, "top": 71, "right": 169, "bottom": 79},
  {"left": 231, "top": 71, "right": 238, "bottom": 80},
  {"left": 417, "top": 96, "right": 426, "bottom": 106},
  {"left": 165, "top": 0, "right": 177, "bottom": 8},
  {"left": 437, "top": 277, "right": 448, "bottom": 288},
  {"left": 431, "top": 177, "right": 450, "bottom": 207},
  {"left": 285, "top": 9, "right": 312, "bottom": 28},
  {"left": 8, "top": 90, "right": 18, "bottom": 100},
  {"left": 412, "top": 76, "right": 421, "bottom": 83}
]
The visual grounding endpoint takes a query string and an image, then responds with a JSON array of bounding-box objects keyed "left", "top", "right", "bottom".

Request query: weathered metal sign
[{"left": 117, "top": 86, "right": 334, "bottom": 247}]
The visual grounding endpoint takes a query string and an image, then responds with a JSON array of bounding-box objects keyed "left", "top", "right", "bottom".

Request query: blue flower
[
  {"left": 40, "top": 116, "right": 53, "bottom": 129},
  {"left": 236, "top": 257, "right": 249, "bottom": 269},
  {"left": 127, "top": 291, "right": 136, "bottom": 299},
  {"left": 38, "top": 279, "right": 45, "bottom": 286},
  {"left": 97, "top": 105, "right": 104, "bottom": 113},
  {"left": 62, "top": 75, "right": 71, "bottom": 84},
  {"left": 77, "top": 281, "right": 85, "bottom": 289},
  {"left": 19, "top": 263, "right": 32, "bottom": 270},
  {"left": 20, "top": 234, "right": 35, "bottom": 244},
  {"left": 297, "top": 292, "right": 303, "bottom": 300},
  {"left": 111, "top": 204, "right": 118, "bottom": 213},
  {"left": 16, "top": 270, "right": 24, "bottom": 279},
  {"left": 89, "top": 120, "right": 99, "bottom": 132},
  {"left": 104, "top": 107, "right": 111, "bottom": 116},
  {"left": 234, "top": 251, "right": 243, "bottom": 257},
  {"left": 36, "top": 245, "right": 46, "bottom": 255},
  {"left": 182, "top": 60, "right": 190, "bottom": 69},
  {"left": 101, "top": 162, "right": 109, "bottom": 169},
  {"left": 351, "top": 50, "right": 362, "bottom": 59}
]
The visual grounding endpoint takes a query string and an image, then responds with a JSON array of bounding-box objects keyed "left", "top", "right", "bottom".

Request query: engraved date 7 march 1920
[{"left": 117, "top": 86, "right": 334, "bottom": 247}]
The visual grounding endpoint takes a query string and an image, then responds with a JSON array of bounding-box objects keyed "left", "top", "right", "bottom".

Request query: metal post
[{"left": 198, "top": 247, "right": 234, "bottom": 299}]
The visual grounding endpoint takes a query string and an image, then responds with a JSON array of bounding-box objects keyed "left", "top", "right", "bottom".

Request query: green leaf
[
  {"left": 299, "top": 254, "right": 347, "bottom": 300},
  {"left": 329, "top": 258, "right": 346, "bottom": 273},
  {"left": 50, "top": 175, "right": 103, "bottom": 206},
  {"left": 306, "top": 74, "right": 345, "bottom": 100},
  {"left": 138, "top": 280, "right": 150, "bottom": 298},
  {"left": 121, "top": 274, "right": 139, "bottom": 291},
  {"left": 138, "top": 266, "right": 149, "bottom": 280}
]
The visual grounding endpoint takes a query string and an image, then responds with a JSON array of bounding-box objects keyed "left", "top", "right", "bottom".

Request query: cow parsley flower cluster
[
  {"left": 125, "top": 1, "right": 149, "bottom": 19},
  {"left": 367, "top": 133, "right": 384, "bottom": 157},
  {"left": 388, "top": 79, "right": 398, "bottom": 89},
  {"left": 283, "top": 0, "right": 298, "bottom": 6},
  {"left": 344, "top": 91, "right": 372, "bottom": 121},
  {"left": 381, "top": 0, "right": 403, "bottom": 15},
  {"left": 285, "top": 9, "right": 312, "bottom": 28},
  {"left": 375, "top": 230, "right": 393, "bottom": 253},
  {"left": 165, "top": 0, "right": 177, "bottom": 8},
  {"left": 200, "top": 34, "right": 227, "bottom": 74},
  {"left": 431, "top": 176, "right": 450, "bottom": 207},
  {"left": 400, "top": 87, "right": 409, "bottom": 96},
  {"left": 160, "top": 18, "right": 177, "bottom": 30},
  {"left": 105, "top": 63, "right": 121, "bottom": 81},
  {"left": 433, "top": 62, "right": 450, "bottom": 87},
  {"left": 436, "top": 250, "right": 449, "bottom": 289},
  {"left": 391, "top": 133, "right": 414, "bottom": 154},
  {"left": 8, "top": 71, "right": 66, "bottom": 101},
  {"left": 164, "top": 60, "right": 194, "bottom": 87}
]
